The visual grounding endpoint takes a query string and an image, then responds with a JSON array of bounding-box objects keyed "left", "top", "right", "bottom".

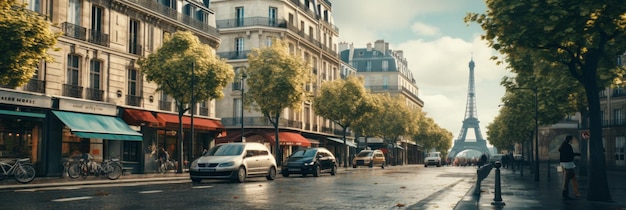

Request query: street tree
[
  {"left": 313, "top": 75, "right": 375, "bottom": 167},
  {"left": 138, "top": 31, "right": 234, "bottom": 173},
  {"left": 466, "top": 1, "right": 626, "bottom": 201},
  {"left": 246, "top": 39, "right": 311, "bottom": 166},
  {"left": 413, "top": 111, "right": 452, "bottom": 157},
  {"left": 0, "top": 0, "right": 58, "bottom": 88},
  {"left": 366, "top": 94, "right": 418, "bottom": 164}
]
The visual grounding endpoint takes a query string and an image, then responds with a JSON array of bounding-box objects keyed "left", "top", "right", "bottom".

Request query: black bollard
[{"left": 491, "top": 161, "right": 506, "bottom": 207}]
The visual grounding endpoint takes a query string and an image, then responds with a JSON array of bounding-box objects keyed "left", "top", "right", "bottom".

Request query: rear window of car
[
  {"left": 357, "top": 151, "right": 373, "bottom": 157},
  {"left": 428, "top": 153, "right": 440, "bottom": 158},
  {"left": 205, "top": 144, "right": 244, "bottom": 156},
  {"left": 291, "top": 149, "right": 317, "bottom": 158}
]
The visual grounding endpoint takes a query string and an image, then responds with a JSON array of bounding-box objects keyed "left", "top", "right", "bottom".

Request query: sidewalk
[
  {"left": 0, "top": 172, "right": 190, "bottom": 190},
  {"left": 455, "top": 165, "right": 626, "bottom": 210}
]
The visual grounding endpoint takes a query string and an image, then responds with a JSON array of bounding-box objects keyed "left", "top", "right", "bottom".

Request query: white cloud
[{"left": 411, "top": 22, "right": 441, "bottom": 36}]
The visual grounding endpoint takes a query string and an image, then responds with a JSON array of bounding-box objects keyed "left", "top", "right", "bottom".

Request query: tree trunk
[
  {"left": 578, "top": 109, "right": 589, "bottom": 177},
  {"left": 580, "top": 64, "right": 612, "bottom": 201},
  {"left": 177, "top": 107, "right": 184, "bottom": 174},
  {"left": 343, "top": 126, "right": 348, "bottom": 168}
]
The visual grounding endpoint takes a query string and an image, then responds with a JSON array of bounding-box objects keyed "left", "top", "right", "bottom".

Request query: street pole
[
  {"left": 533, "top": 87, "right": 539, "bottom": 182},
  {"left": 189, "top": 62, "right": 195, "bottom": 170},
  {"left": 240, "top": 68, "right": 247, "bottom": 142}
]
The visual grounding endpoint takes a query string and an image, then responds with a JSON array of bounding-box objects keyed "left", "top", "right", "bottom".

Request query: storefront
[
  {"left": 0, "top": 89, "right": 51, "bottom": 176},
  {"left": 45, "top": 98, "right": 142, "bottom": 176}
]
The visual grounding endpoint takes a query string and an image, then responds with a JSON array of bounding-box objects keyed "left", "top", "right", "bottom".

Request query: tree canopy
[
  {"left": 466, "top": 0, "right": 626, "bottom": 201},
  {"left": 412, "top": 111, "right": 453, "bottom": 157},
  {"left": 0, "top": 0, "right": 58, "bottom": 87}
]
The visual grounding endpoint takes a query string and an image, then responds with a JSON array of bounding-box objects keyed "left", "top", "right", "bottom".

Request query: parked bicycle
[
  {"left": 156, "top": 158, "right": 176, "bottom": 174},
  {"left": 0, "top": 158, "right": 36, "bottom": 184},
  {"left": 66, "top": 154, "right": 122, "bottom": 180}
]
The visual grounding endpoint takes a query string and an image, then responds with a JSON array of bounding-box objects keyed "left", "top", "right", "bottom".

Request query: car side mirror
[{"left": 317, "top": 155, "right": 323, "bottom": 159}]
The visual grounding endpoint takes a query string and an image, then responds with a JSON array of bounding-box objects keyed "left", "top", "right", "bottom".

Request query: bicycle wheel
[
  {"left": 104, "top": 163, "right": 122, "bottom": 180},
  {"left": 14, "top": 163, "right": 36, "bottom": 184},
  {"left": 67, "top": 162, "right": 82, "bottom": 179}
]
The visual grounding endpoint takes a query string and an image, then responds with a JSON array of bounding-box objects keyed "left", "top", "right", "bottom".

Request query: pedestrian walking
[{"left": 559, "top": 135, "right": 581, "bottom": 199}]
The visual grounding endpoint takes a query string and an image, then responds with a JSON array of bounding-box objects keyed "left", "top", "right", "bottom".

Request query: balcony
[
  {"left": 159, "top": 100, "right": 172, "bottom": 111},
  {"left": 129, "top": 42, "right": 143, "bottom": 56},
  {"left": 86, "top": 88, "right": 104, "bottom": 101},
  {"left": 88, "top": 30, "right": 109, "bottom": 47},
  {"left": 217, "top": 50, "right": 251, "bottom": 60},
  {"left": 612, "top": 89, "right": 626, "bottom": 97},
  {"left": 61, "top": 22, "right": 87, "bottom": 41},
  {"left": 125, "top": 0, "right": 219, "bottom": 37},
  {"left": 126, "top": 95, "right": 142, "bottom": 106},
  {"left": 216, "top": 17, "right": 287, "bottom": 29},
  {"left": 63, "top": 84, "right": 83, "bottom": 98},
  {"left": 199, "top": 107, "right": 209, "bottom": 116},
  {"left": 24, "top": 79, "right": 45, "bottom": 93}
]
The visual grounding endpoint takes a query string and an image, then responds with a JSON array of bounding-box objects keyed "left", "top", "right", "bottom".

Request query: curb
[{"left": 0, "top": 176, "right": 190, "bottom": 190}]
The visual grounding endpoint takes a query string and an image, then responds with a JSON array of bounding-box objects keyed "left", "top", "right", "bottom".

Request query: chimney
[
  {"left": 338, "top": 42, "right": 350, "bottom": 52},
  {"left": 374, "top": 40, "right": 386, "bottom": 54},
  {"left": 366, "top": 42, "right": 372, "bottom": 51}
]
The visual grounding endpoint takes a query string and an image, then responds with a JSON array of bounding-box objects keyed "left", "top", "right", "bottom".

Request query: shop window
[{"left": 123, "top": 141, "right": 140, "bottom": 162}]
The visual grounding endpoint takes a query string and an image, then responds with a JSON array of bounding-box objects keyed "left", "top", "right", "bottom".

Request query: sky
[{"left": 332, "top": 0, "right": 509, "bottom": 145}]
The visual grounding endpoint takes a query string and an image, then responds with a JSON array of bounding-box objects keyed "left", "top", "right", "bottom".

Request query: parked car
[
  {"left": 189, "top": 142, "right": 277, "bottom": 183},
  {"left": 282, "top": 148, "right": 337, "bottom": 177},
  {"left": 352, "top": 150, "right": 385, "bottom": 169},
  {"left": 424, "top": 152, "right": 442, "bottom": 167},
  {"left": 489, "top": 154, "right": 504, "bottom": 165}
]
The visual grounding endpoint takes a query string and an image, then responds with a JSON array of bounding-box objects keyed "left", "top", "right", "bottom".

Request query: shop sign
[
  {"left": 58, "top": 98, "right": 117, "bottom": 116},
  {"left": 0, "top": 90, "right": 52, "bottom": 108}
]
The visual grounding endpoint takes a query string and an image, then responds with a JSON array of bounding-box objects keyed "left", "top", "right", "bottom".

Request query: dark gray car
[{"left": 281, "top": 148, "right": 337, "bottom": 177}]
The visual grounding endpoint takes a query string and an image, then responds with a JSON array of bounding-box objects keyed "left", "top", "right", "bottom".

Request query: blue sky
[{"left": 332, "top": 0, "right": 508, "bottom": 146}]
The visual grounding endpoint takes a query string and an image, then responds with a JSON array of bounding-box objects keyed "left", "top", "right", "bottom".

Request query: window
[
  {"left": 236, "top": 7, "right": 244, "bottom": 26},
  {"left": 128, "top": 69, "right": 138, "bottom": 96},
  {"left": 129, "top": 19, "right": 140, "bottom": 55},
  {"left": 183, "top": 3, "right": 193, "bottom": 17},
  {"left": 146, "top": 25, "right": 154, "bottom": 51},
  {"left": 25, "top": 0, "right": 41, "bottom": 13},
  {"left": 366, "top": 61, "right": 372, "bottom": 71},
  {"left": 616, "top": 136, "right": 625, "bottom": 166},
  {"left": 91, "top": 6, "right": 103, "bottom": 32},
  {"left": 158, "top": 0, "right": 176, "bottom": 9},
  {"left": 160, "top": 92, "right": 171, "bottom": 111},
  {"left": 382, "top": 60, "right": 389, "bottom": 71},
  {"left": 383, "top": 76, "right": 389, "bottom": 89},
  {"left": 89, "top": 59, "right": 101, "bottom": 90},
  {"left": 235, "top": 37, "right": 244, "bottom": 55},
  {"left": 309, "top": 26, "right": 314, "bottom": 39},
  {"left": 269, "top": 7, "right": 277, "bottom": 26},
  {"left": 68, "top": 0, "right": 81, "bottom": 25},
  {"left": 123, "top": 141, "right": 140, "bottom": 162},
  {"left": 289, "top": 13, "right": 294, "bottom": 26},
  {"left": 234, "top": 98, "right": 242, "bottom": 124},
  {"left": 614, "top": 109, "right": 623, "bottom": 125},
  {"left": 196, "top": 9, "right": 207, "bottom": 23},
  {"left": 266, "top": 36, "right": 273, "bottom": 47},
  {"left": 67, "top": 55, "right": 80, "bottom": 86},
  {"left": 199, "top": 101, "right": 209, "bottom": 116}
]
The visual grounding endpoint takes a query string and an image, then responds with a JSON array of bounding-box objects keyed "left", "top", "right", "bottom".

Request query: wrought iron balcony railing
[
  {"left": 199, "top": 107, "right": 209, "bottom": 116},
  {"left": 159, "top": 100, "right": 172, "bottom": 111},
  {"left": 126, "top": 95, "right": 142, "bottom": 106},
  {"left": 216, "top": 17, "right": 287, "bottom": 29},
  {"left": 62, "top": 84, "right": 83, "bottom": 98},
  {"left": 125, "top": 0, "right": 219, "bottom": 37},
  {"left": 61, "top": 22, "right": 87, "bottom": 41},
  {"left": 217, "top": 50, "right": 251, "bottom": 60},
  {"left": 129, "top": 42, "right": 143, "bottom": 56},
  {"left": 24, "top": 79, "right": 45, "bottom": 93},
  {"left": 88, "top": 30, "right": 109, "bottom": 47},
  {"left": 86, "top": 88, "right": 104, "bottom": 101}
]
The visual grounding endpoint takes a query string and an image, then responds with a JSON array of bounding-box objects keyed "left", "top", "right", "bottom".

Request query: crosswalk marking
[
  {"left": 139, "top": 190, "right": 163, "bottom": 194},
  {"left": 192, "top": 186, "right": 213, "bottom": 189},
  {"left": 52, "top": 196, "right": 92, "bottom": 202}
]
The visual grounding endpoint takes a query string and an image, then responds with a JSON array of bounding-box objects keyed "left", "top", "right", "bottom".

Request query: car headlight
[
  {"left": 191, "top": 160, "right": 198, "bottom": 167},
  {"left": 219, "top": 161, "right": 235, "bottom": 167},
  {"left": 304, "top": 161, "right": 315, "bottom": 166}
]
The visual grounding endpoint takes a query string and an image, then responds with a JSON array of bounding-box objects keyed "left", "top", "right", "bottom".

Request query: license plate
[
  {"left": 288, "top": 168, "right": 300, "bottom": 171},
  {"left": 199, "top": 168, "right": 215, "bottom": 172}
]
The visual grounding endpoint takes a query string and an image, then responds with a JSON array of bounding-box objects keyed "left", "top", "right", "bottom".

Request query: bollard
[{"left": 491, "top": 161, "right": 506, "bottom": 207}]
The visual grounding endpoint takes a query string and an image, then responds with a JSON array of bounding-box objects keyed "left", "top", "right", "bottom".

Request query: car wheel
[
  {"left": 331, "top": 165, "right": 337, "bottom": 175},
  {"left": 368, "top": 161, "right": 373, "bottom": 168},
  {"left": 312, "top": 165, "right": 321, "bottom": 177},
  {"left": 352, "top": 165, "right": 357, "bottom": 168},
  {"left": 282, "top": 171, "right": 290, "bottom": 177},
  {"left": 437, "top": 162, "right": 441, "bottom": 167},
  {"left": 266, "top": 166, "right": 277, "bottom": 180},
  {"left": 424, "top": 164, "right": 428, "bottom": 167},
  {"left": 381, "top": 162, "right": 385, "bottom": 169},
  {"left": 234, "top": 166, "right": 246, "bottom": 183},
  {"left": 191, "top": 178, "right": 202, "bottom": 183}
]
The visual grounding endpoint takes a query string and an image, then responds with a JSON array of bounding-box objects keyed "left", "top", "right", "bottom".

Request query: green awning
[
  {"left": 52, "top": 111, "right": 142, "bottom": 141},
  {"left": 0, "top": 109, "right": 45, "bottom": 118}
]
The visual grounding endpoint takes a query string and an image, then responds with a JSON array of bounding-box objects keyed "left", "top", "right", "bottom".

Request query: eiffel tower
[{"left": 448, "top": 58, "right": 490, "bottom": 159}]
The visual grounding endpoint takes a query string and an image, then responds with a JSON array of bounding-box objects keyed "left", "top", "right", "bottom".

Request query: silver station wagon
[{"left": 189, "top": 142, "right": 277, "bottom": 183}]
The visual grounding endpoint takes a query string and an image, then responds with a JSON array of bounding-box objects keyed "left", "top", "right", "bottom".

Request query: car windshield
[
  {"left": 290, "top": 149, "right": 317, "bottom": 158},
  {"left": 204, "top": 144, "right": 244, "bottom": 156},
  {"left": 428, "top": 153, "right": 439, "bottom": 157},
  {"left": 357, "top": 151, "right": 373, "bottom": 157}
]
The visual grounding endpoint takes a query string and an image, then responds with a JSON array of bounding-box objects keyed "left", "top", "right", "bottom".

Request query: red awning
[
  {"left": 156, "top": 113, "right": 224, "bottom": 131},
  {"left": 123, "top": 109, "right": 158, "bottom": 126},
  {"left": 265, "top": 132, "right": 311, "bottom": 147}
]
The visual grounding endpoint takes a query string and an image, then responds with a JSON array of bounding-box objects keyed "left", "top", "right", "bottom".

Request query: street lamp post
[
  {"left": 240, "top": 68, "right": 247, "bottom": 142},
  {"left": 511, "top": 87, "right": 539, "bottom": 182}
]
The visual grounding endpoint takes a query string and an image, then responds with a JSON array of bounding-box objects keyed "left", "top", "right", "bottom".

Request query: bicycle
[
  {"left": 67, "top": 154, "right": 123, "bottom": 180},
  {"left": 0, "top": 158, "right": 36, "bottom": 184},
  {"left": 156, "top": 158, "right": 175, "bottom": 174}
]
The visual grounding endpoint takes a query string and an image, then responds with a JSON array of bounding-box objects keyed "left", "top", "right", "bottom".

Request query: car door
[
  {"left": 243, "top": 149, "right": 260, "bottom": 174},
  {"left": 256, "top": 149, "right": 273, "bottom": 172}
]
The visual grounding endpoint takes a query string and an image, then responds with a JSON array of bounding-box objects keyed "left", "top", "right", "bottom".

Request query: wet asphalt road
[{"left": 0, "top": 165, "right": 476, "bottom": 210}]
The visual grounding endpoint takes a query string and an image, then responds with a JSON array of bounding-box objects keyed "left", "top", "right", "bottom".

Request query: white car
[
  {"left": 424, "top": 152, "right": 442, "bottom": 167},
  {"left": 189, "top": 142, "right": 277, "bottom": 183}
]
